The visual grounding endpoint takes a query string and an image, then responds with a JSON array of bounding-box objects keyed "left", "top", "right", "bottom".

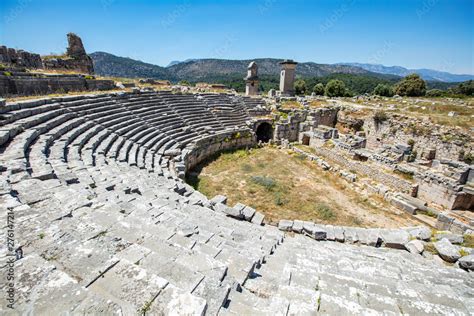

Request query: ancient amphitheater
[{"left": 1, "top": 87, "right": 473, "bottom": 315}]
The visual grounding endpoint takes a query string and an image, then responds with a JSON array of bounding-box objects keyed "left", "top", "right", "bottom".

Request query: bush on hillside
[
  {"left": 325, "top": 79, "right": 346, "bottom": 97},
  {"left": 312, "top": 83, "right": 325, "bottom": 95},
  {"left": 373, "top": 84, "right": 394, "bottom": 97},
  {"left": 394, "top": 73, "right": 426, "bottom": 96}
]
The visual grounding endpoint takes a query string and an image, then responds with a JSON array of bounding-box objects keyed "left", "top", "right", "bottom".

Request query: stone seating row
[{"left": 2, "top": 91, "right": 472, "bottom": 315}]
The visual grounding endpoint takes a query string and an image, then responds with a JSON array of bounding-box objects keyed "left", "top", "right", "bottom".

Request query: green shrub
[
  {"left": 373, "top": 84, "right": 394, "bottom": 97},
  {"left": 462, "top": 152, "right": 474, "bottom": 165},
  {"left": 373, "top": 110, "right": 388, "bottom": 123},
  {"left": 295, "top": 79, "right": 307, "bottom": 95},
  {"left": 325, "top": 79, "right": 346, "bottom": 97},
  {"left": 312, "top": 83, "right": 325, "bottom": 95},
  {"left": 250, "top": 176, "right": 276, "bottom": 191},
  {"left": 274, "top": 192, "right": 288, "bottom": 206},
  {"left": 316, "top": 203, "right": 336, "bottom": 220},
  {"left": 3, "top": 71, "right": 12, "bottom": 76},
  {"left": 394, "top": 73, "right": 426, "bottom": 96},
  {"left": 426, "top": 89, "right": 446, "bottom": 97}
]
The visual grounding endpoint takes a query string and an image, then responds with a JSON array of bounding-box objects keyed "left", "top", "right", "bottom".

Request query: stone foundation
[{"left": 0, "top": 73, "right": 114, "bottom": 96}]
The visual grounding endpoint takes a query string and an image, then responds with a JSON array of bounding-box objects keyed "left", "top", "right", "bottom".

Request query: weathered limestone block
[
  {"left": 434, "top": 238, "right": 461, "bottom": 263},
  {"left": 405, "top": 240, "right": 424, "bottom": 255},
  {"left": 242, "top": 206, "right": 256, "bottom": 221},
  {"left": 333, "top": 226, "right": 345, "bottom": 242},
  {"left": 405, "top": 226, "right": 432, "bottom": 241},
  {"left": 292, "top": 220, "right": 304, "bottom": 233},
  {"left": 251, "top": 212, "right": 265, "bottom": 225},
  {"left": 436, "top": 212, "right": 455, "bottom": 231},
  {"left": 278, "top": 220, "right": 293, "bottom": 231},
  {"left": 458, "top": 255, "right": 474, "bottom": 271},
  {"left": 213, "top": 202, "right": 242, "bottom": 219},
  {"left": 379, "top": 229, "right": 410, "bottom": 249},
  {"left": 210, "top": 195, "right": 227, "bottom": 205},
  {"left": 434, "top": 232, "right": 463, "bottom": 245}
]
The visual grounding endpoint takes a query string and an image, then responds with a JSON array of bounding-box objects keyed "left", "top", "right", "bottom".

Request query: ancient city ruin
[{"left": 1, "top": 33, "right": 473, "bottom": 315}]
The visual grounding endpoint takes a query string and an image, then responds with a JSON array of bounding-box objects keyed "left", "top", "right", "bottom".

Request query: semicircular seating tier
[{"left": 0, "top": 91, "right": 472, "bottom": 315}]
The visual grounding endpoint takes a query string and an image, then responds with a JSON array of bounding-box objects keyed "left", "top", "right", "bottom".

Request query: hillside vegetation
[{"left": 90, "top": 52, "right": 461, "bottom": 95}]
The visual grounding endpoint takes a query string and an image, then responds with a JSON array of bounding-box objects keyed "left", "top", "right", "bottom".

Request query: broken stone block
[
  {"left": 214, "top": 202, "right": 242, "bottom": 219},
  {"left": 251, "top": 212, "right": 265, "bottom": 226},
  {"left": 312, "top": 224, "right": 327, "bottom": 240},
  {"left": 379, "top": 229, "right": 410, "bottom": 249},
  {"left": 242, "top": 206, "right": 256, "bottom": 221},
  {"left": 405, "top": 240, "right": 424, "bottom": 255},
  {"left": 210, "top": 195, "right": 227, "bottom": 205},
  {"left": 458, "top": 255, "right": 474, "bottom": 271},
  {"left": 434, "top": 232, "right": 463, "bottom": 245},
  {"left": 278, "top": 220, "right": 293, "bottom": 231},
  {"left": 292, "top": 220, "right": 304, "bottom": 233},
  {"left": 333, "top": 226, "right": 345, "bottom": 242},
  {"left": 405, "top": 226, "right": 432, "bottom": 241},
  {"left": 434, "top": 238, "right": 461, "bottom": 263}
]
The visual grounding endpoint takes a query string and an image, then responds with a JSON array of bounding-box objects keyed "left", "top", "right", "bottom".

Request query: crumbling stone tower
[
  {"left": 245, "top": 61, "right": 259, "bottom": 96},
  {"left": 67, "top": 33, "right": 88, "bottom": 59},
  {"left": 43, "top": 33, "right": 94, "bottom": 74},
  {"left": 279, "top": 59, "right": 298, "bottom": 96}
]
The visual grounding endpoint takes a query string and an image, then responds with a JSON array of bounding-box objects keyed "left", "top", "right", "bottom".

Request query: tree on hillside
[
  {"left": 373, "top": 84, "right": 394, "bottom": 97},
  {"left": 449, "top": 80, "right": 474, "bottom": 96},
  {"left": 394, "top": 73, "right": 426, "bottom": 96},
  {"left": 425, "top": 89, "right": 445, "bottom": 97},
  {"left": 325, "top": 79, "right": 346, "bottom": 97},
  {"left": 295, "top": 79, "right": 307, "bottom": 95},
  {"left": 312, "top": 83, "right": 325, "bottom": 95}
]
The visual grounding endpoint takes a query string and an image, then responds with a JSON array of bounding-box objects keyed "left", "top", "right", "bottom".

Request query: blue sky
[{"left": 1, "top": 0, "right": 473, "bottom": 74}]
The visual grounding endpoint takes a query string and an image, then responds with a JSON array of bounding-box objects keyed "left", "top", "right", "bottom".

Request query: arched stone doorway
[{"left": 256, "top": 122, "right": 273, "bottom": 143}]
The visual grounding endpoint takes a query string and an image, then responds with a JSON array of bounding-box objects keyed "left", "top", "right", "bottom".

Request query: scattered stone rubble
[{"left": 1, "top": 90, "right": 473, "bottom": 314}]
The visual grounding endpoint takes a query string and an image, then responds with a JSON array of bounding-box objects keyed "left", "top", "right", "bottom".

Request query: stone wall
[
  {"left": 0, "top": 72, "right": 114, "bottom": 96},
  {"left": 1, "top": 33, "right": 94, "bottom": 74},
  {"left": 307, "top": 145, "right": 414, "bottom": 194},
  {"left": 43, "top": 33, "right": 94, "bottom": 74},
  {"left": 363, "top": 115, "right": 472, "bottom": 161},
  {"left": 0, "top": 46, "right": 43, "bottom": 68},
  {"left": 274, "top": 107, "right": 339, "bottom": 142},
  {"left": 183, "top": 130, "right": 256, "bottom": 171}
]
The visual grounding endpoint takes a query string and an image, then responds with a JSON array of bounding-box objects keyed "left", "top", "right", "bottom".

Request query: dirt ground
[{"left": 186, "top": 146, "right": 420, "bottom": 228}]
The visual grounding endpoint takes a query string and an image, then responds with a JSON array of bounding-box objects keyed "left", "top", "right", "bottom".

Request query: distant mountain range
[
  {"left": 337, "top": 62, "right": 473, "bottom": 83},
  {"left": 90, "top": 52, "right": 472, "bottom": 83}
]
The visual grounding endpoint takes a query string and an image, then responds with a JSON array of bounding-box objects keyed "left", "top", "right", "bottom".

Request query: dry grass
[
  {"left": 308, "top": 100, "right": 328, "bottom": 108},
  {"left": 280, "top": 100, "right": 302, "bottom": 109},
  {"left": 186, "top": 146, "right": 419, "bottom": 228}
]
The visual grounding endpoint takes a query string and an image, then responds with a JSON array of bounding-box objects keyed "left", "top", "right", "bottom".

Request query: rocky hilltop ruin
[
  {"left": 42, "top": 33, "right": 94, "bottom": 74},
  {"left": 0, "top": 34, "right": 113, "bottom": 97},
  {"left": 1, "top": 33, "right": 94, "bottom": 74}
]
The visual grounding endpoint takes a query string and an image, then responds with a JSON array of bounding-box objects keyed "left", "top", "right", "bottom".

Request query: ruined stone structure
[
  {"left": 279, "top": 59, "right": 298, "bottom": 96},
  {"left": 0, "top": 34, "right": 102, "bottom": 96},
  {"left": 0, "top": 72, "right": 114, "bottom": 96},
  {"left": 43, "top": 33, "right": 94, "bottom": 74},
  {"left": 0, "top": 46, "right": 43, "bottom": 68},
  {"left": 244, "top": 61, "right": 259, "bottom": 96},
  {"left": 1, "top": 33, "right": 94, "bottom": 74},
  {"left": 1, "top": 89, "right": 472, "bottom": 314}
]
